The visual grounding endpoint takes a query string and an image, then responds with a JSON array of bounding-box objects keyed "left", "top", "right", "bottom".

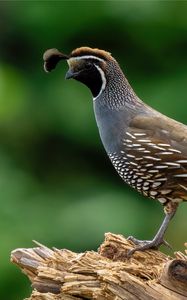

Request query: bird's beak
[
  {"left": 65, "top": 68, "right": 75, "bottom": 79},
  {"left": 65, "top": 58, "right": 80, "bottom": 79}
]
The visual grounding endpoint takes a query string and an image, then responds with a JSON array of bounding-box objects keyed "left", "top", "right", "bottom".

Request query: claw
[
  {"left": 162, "top": 239, "right": 173, "bottom": 250},
  {"left": 126, "top": 235, "right": 172, "bottom": 258},
  {"left": 127, "top": 236, "right": 147, "bottom": 245},
  {"left": 126, "top": 209, "right": 176, "bottom": 257}
]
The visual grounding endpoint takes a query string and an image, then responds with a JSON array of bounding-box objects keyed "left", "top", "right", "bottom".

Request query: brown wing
[
  {"left": 121, "top": 114, "right": 187, "bottom": 202},
  {"left": 130, "top": 113, "right": 187, "bottom": 154}
]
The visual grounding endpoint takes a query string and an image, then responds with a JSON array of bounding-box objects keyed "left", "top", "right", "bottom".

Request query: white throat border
[{"left": 93, "top": 64, "right": 106, "bottom": 100}]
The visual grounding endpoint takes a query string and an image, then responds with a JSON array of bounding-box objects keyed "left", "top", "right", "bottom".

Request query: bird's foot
[{"left": 127, "top": 235, "right": 172, "bottom": 257}]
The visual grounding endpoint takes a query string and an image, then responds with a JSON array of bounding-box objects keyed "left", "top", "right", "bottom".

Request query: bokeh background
[{"left": 1, "top": 1, "right": 187, "bottom": 299}]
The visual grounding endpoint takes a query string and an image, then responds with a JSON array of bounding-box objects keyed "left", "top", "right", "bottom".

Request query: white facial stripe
[
  {"left": 68, "top": 55, "right": 105, "bottom": 63},
  {"left": 93, "top": 64, "right": 106, "bottom": 100}
]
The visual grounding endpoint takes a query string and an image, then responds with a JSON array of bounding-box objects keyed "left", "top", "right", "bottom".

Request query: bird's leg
[{"left": 127, "top": 202, "right": 178, "bottom": 257}]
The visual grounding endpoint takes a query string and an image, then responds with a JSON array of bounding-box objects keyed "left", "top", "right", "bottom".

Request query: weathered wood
[{"left": 11, "top": 233, "right": 187, "bottom": 299}]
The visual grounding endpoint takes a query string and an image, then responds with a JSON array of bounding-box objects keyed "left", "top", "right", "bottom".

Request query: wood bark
[{"left": 11, "top": 233, "right": 187, "bottom": 299}]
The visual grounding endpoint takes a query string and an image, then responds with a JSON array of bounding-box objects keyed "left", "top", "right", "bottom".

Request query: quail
[{"left": 43, "top": 47, "right": 187, "bottom": 255}]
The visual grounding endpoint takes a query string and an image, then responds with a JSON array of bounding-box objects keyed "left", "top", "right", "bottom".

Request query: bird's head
[{"left": 43, "top": 47, "right": 116, "bottom": 99}]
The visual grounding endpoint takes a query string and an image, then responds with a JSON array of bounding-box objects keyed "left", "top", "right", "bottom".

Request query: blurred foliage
[{"left": 0, "top": 1, "right": 187, "bottom": 299}]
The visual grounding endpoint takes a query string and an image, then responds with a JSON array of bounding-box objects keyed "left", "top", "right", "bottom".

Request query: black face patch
[{"left": 72, "top": 60, "right": 103, "bottom": 98}]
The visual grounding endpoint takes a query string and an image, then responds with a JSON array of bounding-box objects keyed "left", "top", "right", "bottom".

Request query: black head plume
[{"left": 43, "top": 48, "right": 69, "bottom": 72}]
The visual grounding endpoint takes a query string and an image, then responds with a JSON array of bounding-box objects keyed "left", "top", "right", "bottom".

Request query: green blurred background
[{"left": 0, "top": 1, "right": 187, "bottom": 299}]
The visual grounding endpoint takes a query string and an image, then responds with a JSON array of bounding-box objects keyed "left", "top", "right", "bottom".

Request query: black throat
[{"left": 74, "top": 66, "right": 103, "bottom": 98}]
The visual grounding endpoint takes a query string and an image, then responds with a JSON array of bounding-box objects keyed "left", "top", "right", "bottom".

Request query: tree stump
[{"left": 11, "top": 233, "right": 187, "bottom": 299}]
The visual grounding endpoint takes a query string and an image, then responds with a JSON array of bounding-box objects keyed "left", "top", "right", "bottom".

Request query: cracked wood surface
[{"left": 11, "top": 233, "right": 187, "bottom": 299}]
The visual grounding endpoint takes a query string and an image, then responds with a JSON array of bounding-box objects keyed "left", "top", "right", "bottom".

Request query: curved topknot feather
[{"left": 43, "top": 48, "right": 69, "bottom": 72}]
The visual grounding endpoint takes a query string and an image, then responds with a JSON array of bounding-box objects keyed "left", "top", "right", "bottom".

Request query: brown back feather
[{"left": 70, "top": 47, "right": 112, "bottom": 61}]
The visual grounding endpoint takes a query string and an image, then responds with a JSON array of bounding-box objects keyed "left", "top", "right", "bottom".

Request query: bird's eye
[{"left": 84, "top": 62, "right": 92, "bottom": 70}]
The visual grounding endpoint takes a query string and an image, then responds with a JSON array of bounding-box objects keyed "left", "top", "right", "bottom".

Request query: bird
[{"left": 43, "top": 46, "right": 187, "bottom": 256}]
